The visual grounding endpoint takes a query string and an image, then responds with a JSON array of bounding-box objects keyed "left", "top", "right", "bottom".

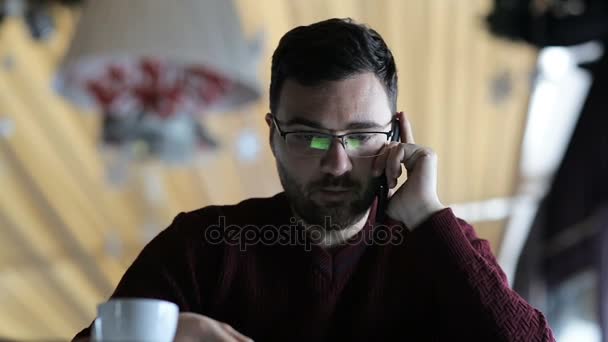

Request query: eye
[
  {"left": 309, "top": 136, "right": 331, "bottom": 150},
  {"left": 348, "top": 134, "right": 373, "bottom": 142},
  {"left": 293, "top": 133, "right": 318, "bottom": 142},
  {"left": 345, "top": 134, "right": 373, "bottom": 148},
  {"left": 288, "top": 133, "right": 331, "bottom": 150}
]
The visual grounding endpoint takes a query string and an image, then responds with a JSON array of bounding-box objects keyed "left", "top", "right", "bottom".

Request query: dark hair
[{"left": 270, "top": 18, "right": 398, "bottom": 114}]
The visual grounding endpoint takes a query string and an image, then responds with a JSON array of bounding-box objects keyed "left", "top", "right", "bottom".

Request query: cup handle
[{"left": 91, "top": 318, "right": 102, "bottom": 342}]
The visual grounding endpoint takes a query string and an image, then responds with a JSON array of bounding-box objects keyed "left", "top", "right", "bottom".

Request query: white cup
[{"left": 91, "top": 298, "right": 179, "bottom": 342}]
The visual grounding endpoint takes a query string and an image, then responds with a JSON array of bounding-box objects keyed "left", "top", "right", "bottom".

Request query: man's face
[{"left": 268, "top": 72, "right": 393, "bottom": 230}]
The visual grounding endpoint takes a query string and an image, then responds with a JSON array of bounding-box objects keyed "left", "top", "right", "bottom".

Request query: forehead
[{"left": 275, "top": 72, "right": 392, "bottom": 129}]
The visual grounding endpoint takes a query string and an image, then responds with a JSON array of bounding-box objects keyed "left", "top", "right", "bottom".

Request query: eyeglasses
[{"left": 270, "top": 114, "right": 397, "bottom": 158}]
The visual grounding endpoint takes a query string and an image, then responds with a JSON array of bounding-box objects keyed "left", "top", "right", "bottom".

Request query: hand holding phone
[{"left": 375, "top": 112, "right": 446, "bottom": 229}]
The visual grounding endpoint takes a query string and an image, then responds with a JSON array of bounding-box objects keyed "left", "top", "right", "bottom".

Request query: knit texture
[{"left": 74, "top": 192, "right": 555, "bottom": 341}]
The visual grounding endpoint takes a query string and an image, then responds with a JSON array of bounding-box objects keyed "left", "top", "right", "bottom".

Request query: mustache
[{"left": 310, "top": 175, "right": 359, "bottom": 189}]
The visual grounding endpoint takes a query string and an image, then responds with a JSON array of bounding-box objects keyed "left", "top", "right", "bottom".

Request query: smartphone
[{"left": 376, "top": 115, "right": 401, "bottom": 222}]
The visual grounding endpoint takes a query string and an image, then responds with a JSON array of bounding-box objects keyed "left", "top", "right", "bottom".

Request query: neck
[{"left": 291, "top": 206, "right": 372, "bottom": 248}]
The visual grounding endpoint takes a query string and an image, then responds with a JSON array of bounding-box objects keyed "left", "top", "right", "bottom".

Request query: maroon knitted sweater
[{"left": 74, "top": 192, "right": 554, "bottom": 341}]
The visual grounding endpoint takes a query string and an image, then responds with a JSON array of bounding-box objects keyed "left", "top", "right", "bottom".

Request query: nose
[{"left": 320, "top": 139, "right": 352, "bottom": 176}]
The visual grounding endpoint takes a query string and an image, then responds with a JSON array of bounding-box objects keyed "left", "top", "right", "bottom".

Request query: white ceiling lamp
[
  {"left": 235, "top": 128, "right": 260, "bottom": 163},
  {"left": 54, "top": 0, "right": 263, "bottom": 174}
]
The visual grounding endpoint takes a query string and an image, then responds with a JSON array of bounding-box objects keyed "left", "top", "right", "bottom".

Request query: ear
[
  {"left": 265, "top": 113, "right": 273, "bottom": 128},
  {"left": 265, "top": 113, "right": 277, "bottom": 156}
]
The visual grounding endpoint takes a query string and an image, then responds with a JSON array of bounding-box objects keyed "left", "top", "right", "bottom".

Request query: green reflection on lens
[{"left": 310, "top": 136, "right": 330, "bottom": 150}]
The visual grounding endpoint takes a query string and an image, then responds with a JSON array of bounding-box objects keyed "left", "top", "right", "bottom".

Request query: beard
[{"left": 276, "top": 159, "right": 380, "bottom": 231}]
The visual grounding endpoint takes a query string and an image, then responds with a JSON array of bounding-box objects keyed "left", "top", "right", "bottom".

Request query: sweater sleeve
[
  {"left": 71, "top": 211, "right": 210, "bottom": 341},
  {"left": 411, "top": 208, "right": 555, "bottom": 342}
]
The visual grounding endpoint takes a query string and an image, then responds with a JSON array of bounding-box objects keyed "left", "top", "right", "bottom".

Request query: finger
[
  {"left": 399, "top": 112, "right": 415, "bottom": 145},
  {"left": 222, "top": 324, "right": 254, "bottom": 342},
  {"left": 371, "top": 143, "right": 391, "bottom": 177},
  {"left": 401, "top": 144, "right": 436, "bottom": 172},
  {"left": 372, "top": 142, "right": 397, "bottom": 177},
  {"left": 386, "top": 144, "right": 404, "bottom": 188},
  {"left": 382, "top": 143, "right": 398, "bottom": 182}
]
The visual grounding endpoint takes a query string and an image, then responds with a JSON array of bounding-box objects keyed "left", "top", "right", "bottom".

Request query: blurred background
[{"left": 0, "top": 0, "right": 606, "bottom": 340}]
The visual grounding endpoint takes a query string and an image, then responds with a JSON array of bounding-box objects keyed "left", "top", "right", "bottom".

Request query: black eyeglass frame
[{"left": 269, "top": 113, "right": 399, "bottom": 157}]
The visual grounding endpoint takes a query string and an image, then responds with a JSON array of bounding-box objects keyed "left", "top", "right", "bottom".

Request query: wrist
[{"left": 401, "top": 201, "right": 446, "bottom": 231}]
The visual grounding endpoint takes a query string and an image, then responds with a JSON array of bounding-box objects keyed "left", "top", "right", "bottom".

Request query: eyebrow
[{"left": 284, "top": 117, "right": 386, "bottom": 130}]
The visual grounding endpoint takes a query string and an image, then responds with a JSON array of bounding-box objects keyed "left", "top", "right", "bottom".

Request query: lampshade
[
  {"left": 55, "top": 0, "right": 262, "bottom": 113},
  {"left": 53, "top": 0, "right": 263, "bottom": 170}
]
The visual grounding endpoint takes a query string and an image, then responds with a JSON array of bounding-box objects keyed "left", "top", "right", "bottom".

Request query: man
[{"left": 74, "top": 18, "right": 555, "bottom": 341}]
